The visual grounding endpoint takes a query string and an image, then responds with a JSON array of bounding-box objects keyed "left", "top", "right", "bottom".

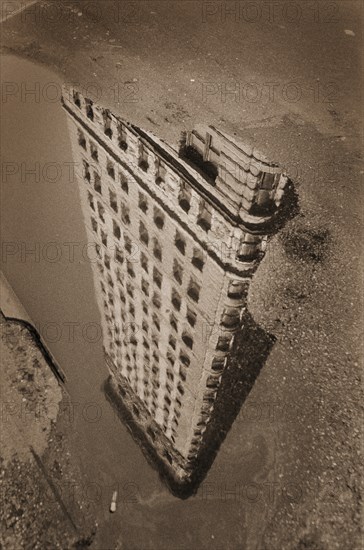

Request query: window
[
  {"left": 152, "top": 292, "right": 161, "bottom": 309},
  {"left": 221, "top": 308, "right": 240, "bottom": 330},
  {"left": 94, "top": 172, "right": 101, "bottom": 194},
  {"left": 153, "top": 238, "right": 162, "bottom": 261},
  {"left": 138, "top": 143, "right": 149, "bottom": 171},
  {"left": 118, "top": 123, "right": 128, "bottom": 151},
  {"left": 141, "top": 252, "right": 148, "bottom": 273},
  {"left": 127, "top": 261, "right": 135, "bottom": 278},
  {"left": 138, "top": 193, "right": 148, "bottom": 214},
  {"left": 116, "top": 269, "right": 122, "bottom": 284},
  {"left": 169, "top": 336, "right": 176, "bottom": 350},
  {"left": 78, "top": 129, "right": 86, "bottom": 150},
  {"left": 85, "top": 99, "right": 94, "bottom": 121},
  {"left": 109, "top": 190, "right": 118, "bottom": 212},
  {"left": 113, "top": 220, "right": 121, "bottom": 240},
  {"left": 171, "top": 289, "right": 181, "bottom": 311},
  {"left": 124, "top": 235, "right": 132, "bottom": 254},
  {"left": 120, "top": 173, "right": 129, "bottom": 194},
  {"left": 153, "top": 207, "right": 165, "bottom": 229},
  {"left": 187, "top": 278, "right": 200, "bottom": 302},
  {"left": 83, "top": 161, "right": 91, "bottom": 182},
  {"left": 91, "top": 217, "right": 98, "bottom": 233},
  {"left": 216, "top": 335, "right": 231, "bottom": 352},
  {"left": 141, "top": 278, "right": 149, "bottom": 296},
  {"left": 175, "top": 231, "right": 186, "bottom": 255},
  {"left": 104, "top": 255, "right": 110, "bottom": 270},
  {"left": 180, "top": 353, "right": 190, "bottom": 367},
  {"left": 227, "top": 280, "right": 248, "bottom": 300},
  {"left": 73, "top": 90, "right": 81, "bottom": 108},
  {"left": 152, "top": 313, "right": 160, "bottom": 332},
  {"left": 172, "top": 259, "right": 183, "bottom": 284},
  {"left": 101, "top": 230, "right": 107, "bottom": 247},
  {"left": 143, "top": 337, "right": 150, "bottom": 351},
  {"left": 97, "top": 202, "right": 105, "bottom": 223},
  {"left": 88, "top": 192, "right": 95, "bottom": 211},
  {"left": 170, "top": 313, "right": 178, "bottom": 333},
  {"left": 126, "top": 282, "right": 134, "bottom": 298},
  {"left": 107, "top": 160, "right": 115, "bottom": 180},
  {"left": 115, "top": 246, "right": 123, "bottom": 264},
  {"left": 153, "top": 267, "right": 162, "bottom": 289},
  {"left": 178, "top": 183, "right": 191, "bottom": 213},
  {"left": 211, "top": 357, "right": 225, "bottom": 372},
  {"left": 167, "top": 351, "right": 175, "bottom": 367},
  {"left": 163, "top": 449, "right": 173, "bottom": 465},
  {"left": 142, "top": 301, "right": 149, "bottom": 315},
  {"left": 206, "top": 376, "right": 220, "bottom": 389},
  {"left": 90, "top": 142, "right": 98, "bottom": 162},
  {"left": 192, "top": 248, "right": 204, "bottom": 271},
  {"left": 139, "top": 221, "right": 149, "bottom": 246},
  {"left": 107, "top": 274, "right": 114, "bottom": 288},
  {"left": 197, "top": 200, "right": 212, "bottom": 232},
  {"left": 186, "top": 307, "right": 197, "bottom": 328},
  {"left": 182, "top": 331, "right": 193, "bottom": 350},
  {"left": 155, "top": 158, "right": 166, "bottom": 185},
  {"left": 151, "top": 333, "right": 159, "bottom": 348},
  {"left": 103, "top": 109, "right": 113, "bottom": 138},
  {"left": 121, "top": 202, "right": 130, "bottom": 225},
  {"left": 259, "top": 172, "right": 277, "bottom": 190}
]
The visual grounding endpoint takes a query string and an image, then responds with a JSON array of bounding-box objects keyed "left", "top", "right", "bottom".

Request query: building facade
[{"left": 62, "top": 87, "right": 288, "bottom": 484}]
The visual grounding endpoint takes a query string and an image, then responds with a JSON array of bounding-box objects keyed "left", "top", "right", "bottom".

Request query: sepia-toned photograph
[{"left": 0, "top": 1, "right": 362, "bottom": 549}]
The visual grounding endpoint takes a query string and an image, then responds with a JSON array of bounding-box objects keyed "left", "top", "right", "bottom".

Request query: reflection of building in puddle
[{"left": 62, "top": 88, "right": 289, "bottom": 495}]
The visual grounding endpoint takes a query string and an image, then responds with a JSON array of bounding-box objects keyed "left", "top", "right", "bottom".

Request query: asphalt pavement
[{"left": 1, "top": 1, "right": 363, "bottom": 549}]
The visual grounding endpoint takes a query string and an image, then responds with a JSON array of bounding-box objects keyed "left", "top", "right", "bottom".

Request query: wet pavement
[{"left": 1, "top": 2, "right": 363, "bottom": 549}]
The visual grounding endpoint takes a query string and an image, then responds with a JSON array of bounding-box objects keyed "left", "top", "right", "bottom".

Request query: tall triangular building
[{"left": 62, "top": 87, "right": 288, "bottom": 489}]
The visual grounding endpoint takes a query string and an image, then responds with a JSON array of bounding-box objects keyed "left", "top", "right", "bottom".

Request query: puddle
[
  {"left": 62, "top": 84, "right": 295, "bottom": 495},
  {"left": 1, "top": 54, "right": 296, "bottom": 547}
]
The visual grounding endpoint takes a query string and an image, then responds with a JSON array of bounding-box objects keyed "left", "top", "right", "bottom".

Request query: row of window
[
  {"left": 96, "top": 238, "right": 198, "bottom": 336},
  {"left": 79, "top": 123, "right": 214, "bottom": 239},
  {"left": 120, "top": 344, "right": 183, "bottom": 438},
  {"left": 83, "top": 150, "right": 209, "bottom": 286},
  {"left": 138, "top": 192, "right": 207, "bottom": 273},
  {"left": 105, "top": 333, "right": 184, "bottom": 439},
  {"left": 92, "top": 219, "right": 203, "bottom": 307},
  {"left": 75, "top": 152, "right": 186, "bottom": 440},
  {"left": 178, "top": 187, "right": 212, "bottom": 233},
  {"left": 75, "top": 96, "right": 128, "bottom": 151},
  {"left": 75, "top": 117, "right": 223, "bottom": 442},
  {"left": 75, "top": 98, "right": 169, "bottom": 197},
  {"left": 78, "top": 121, "right": 168, "bottom": 191},
  {"left": 98, "top": 244, "right": 192, "bottom": 397},
  {"left": 84, "top": 177, "right": 200, "bottom": 436},
  {"left": 109, "top": 336, "right": 191, "bottom": 440}
]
